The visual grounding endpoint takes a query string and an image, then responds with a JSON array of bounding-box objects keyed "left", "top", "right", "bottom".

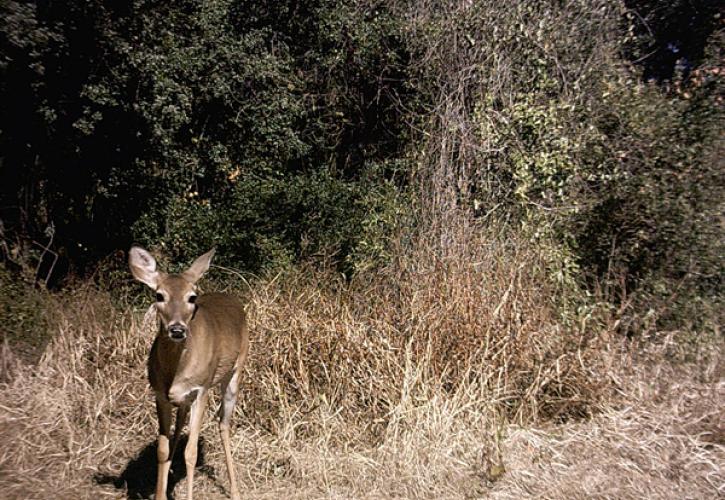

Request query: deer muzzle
[{"left": 168, "top": 323, "right": 187, "bottom": 341}]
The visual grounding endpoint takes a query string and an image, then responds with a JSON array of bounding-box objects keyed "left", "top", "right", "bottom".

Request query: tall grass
[
  {"left": 0, "top": 223, "right": 601, "bottom": 496},
  {"left": 3, "top": 221, "right": 721, "bottom": 499},
  {"left": 244, "top": 224, "right": 611, "bottom": 430}
]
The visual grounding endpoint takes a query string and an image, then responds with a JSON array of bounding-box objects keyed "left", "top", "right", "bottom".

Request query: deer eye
[
  {"left": 188, "top": 295, "right": 197, "bottom": 304},
  {"left": 155, "top": 293, "right": 164, "bottom": 302}
]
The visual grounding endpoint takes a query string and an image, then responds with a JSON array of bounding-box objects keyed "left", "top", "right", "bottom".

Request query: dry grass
[
  {"left": 491, "top": 343, "right": 724, "bottom": 499},
  {"left": 0, "top": 229, "right": 722, "bottom": 499}
]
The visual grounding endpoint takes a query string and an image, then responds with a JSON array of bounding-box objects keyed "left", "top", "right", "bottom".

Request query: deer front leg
[
  {"left": 185, "top": 389, "right": 209, "bottom": 500},
  {"left": 169, "top": 404, "right": 188, "bottom": 474},
  {"left": 155, "top": 395, "right": 173, "bottom": 500}
]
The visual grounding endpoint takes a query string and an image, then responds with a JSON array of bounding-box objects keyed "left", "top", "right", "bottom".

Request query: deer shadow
[{"left": 94, "top": 436, "right": 215, "bottom": 499}]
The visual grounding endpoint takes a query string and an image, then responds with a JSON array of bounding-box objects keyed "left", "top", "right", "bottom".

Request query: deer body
[
  {"left": 150, "top": 293, "right": 247, "bottom": 405},
  {"left": 129, "top": 247, "right": 248, "bottom": 500}
]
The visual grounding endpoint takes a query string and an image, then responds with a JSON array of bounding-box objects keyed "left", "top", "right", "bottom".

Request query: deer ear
[
  {"left": 184, "top": 248, "right": 215, "bottom": 283},
  {"left": 129, "top": 247, "right": 160, "bottom": 289}
]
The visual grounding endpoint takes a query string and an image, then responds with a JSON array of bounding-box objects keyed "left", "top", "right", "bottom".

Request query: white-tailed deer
[{"left": 129, "top": 247, "right": 249, "bottom": 500}]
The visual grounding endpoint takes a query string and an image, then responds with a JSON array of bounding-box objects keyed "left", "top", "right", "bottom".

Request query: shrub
[{"left": 400, "top": 0, "right": 724, "bottom": 332}]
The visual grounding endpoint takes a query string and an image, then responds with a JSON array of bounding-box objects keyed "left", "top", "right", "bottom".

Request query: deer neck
[{"left": 157, "top": 320, "right": 216, "bottom": 391}]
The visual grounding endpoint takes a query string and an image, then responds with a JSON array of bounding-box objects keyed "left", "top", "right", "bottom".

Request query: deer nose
[{"left": 168, "top": 324, "right": 187, "bottom": 341}]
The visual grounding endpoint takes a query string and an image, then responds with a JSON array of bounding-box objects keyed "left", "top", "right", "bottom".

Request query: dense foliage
[
  {"left": 0, "top": 0, "right": 411, "bottom": 274},
  {"left": 0, "top": 0, "right": 722, "bottom": 331}
]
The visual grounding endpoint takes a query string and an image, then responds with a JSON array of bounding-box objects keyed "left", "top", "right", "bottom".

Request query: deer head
[{"left": 129, "top": 247, "right": 215, "bottom": 341}]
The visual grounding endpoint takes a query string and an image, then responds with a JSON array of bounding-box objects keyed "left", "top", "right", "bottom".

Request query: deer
[{"left": 129, "top": 246, "right": 249, "bottom": 500}]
